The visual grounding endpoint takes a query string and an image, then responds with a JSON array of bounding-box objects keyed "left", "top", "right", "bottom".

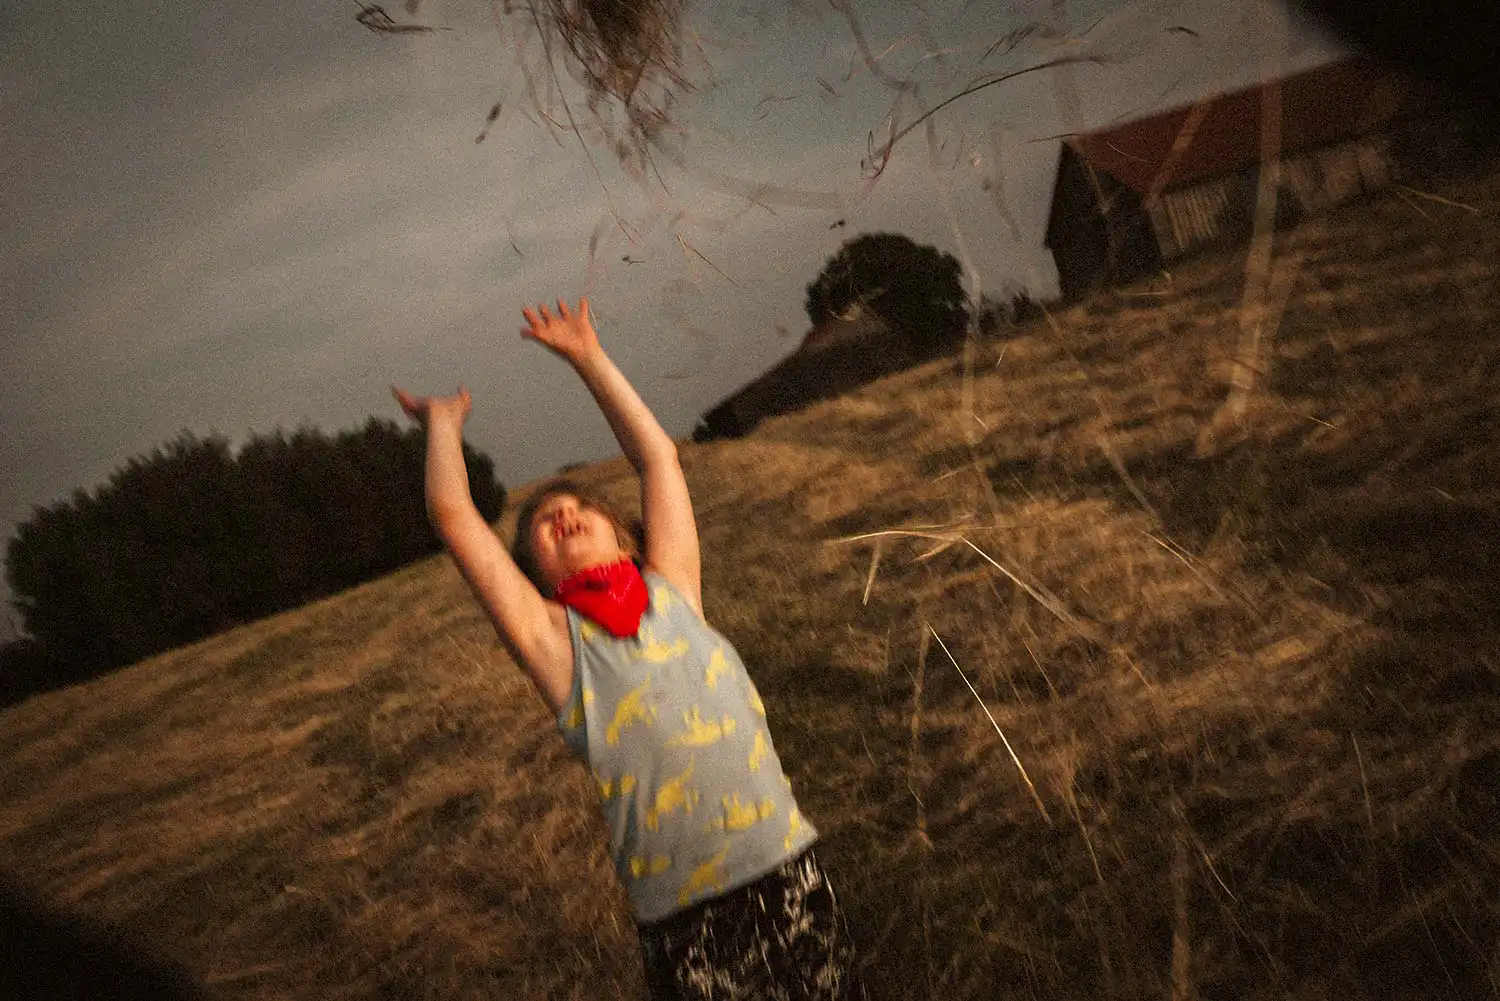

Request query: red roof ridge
[{"left": 1063, "top": 58, "right": 1431, "bottom": 193}]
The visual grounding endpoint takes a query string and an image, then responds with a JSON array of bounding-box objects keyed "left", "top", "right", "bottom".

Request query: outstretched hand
[
  {"left": 521, "top": 297, "right": 601, "bottom": 365},
  {"left": 391, "top": 385, "right": 472, "bottom": 427}
]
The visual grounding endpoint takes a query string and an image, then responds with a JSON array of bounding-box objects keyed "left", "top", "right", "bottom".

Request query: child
[{"left": 392, "top": 297, "right": 861, "bottom": 1000}]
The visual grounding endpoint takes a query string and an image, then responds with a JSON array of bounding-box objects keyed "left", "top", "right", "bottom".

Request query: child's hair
[{"left": 509, "top": 478, "right": 645, "bottom": 596}]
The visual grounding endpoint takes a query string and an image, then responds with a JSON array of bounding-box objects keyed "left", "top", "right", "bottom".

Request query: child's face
[{"left": 529, "top": 493, "right": 627, "bottom": 592}]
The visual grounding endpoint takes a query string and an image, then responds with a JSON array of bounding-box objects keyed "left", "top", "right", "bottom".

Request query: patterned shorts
[{"left": 636, "top": 848, "right": 864, "bottom": 1001}]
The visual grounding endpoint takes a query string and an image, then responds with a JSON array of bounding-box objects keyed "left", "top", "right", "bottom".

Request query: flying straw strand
[
  {"left": 824, "top": 528, "right": 1097, "bottom": 641},
  {"left": 927, "top": 625, "right": 1051, "bottom": 824}
]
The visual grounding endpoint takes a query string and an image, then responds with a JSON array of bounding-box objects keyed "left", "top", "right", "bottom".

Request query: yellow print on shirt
[
  {"left": 646, "top": 758, "right": 698, "bottom": 831},
  {"left": 667, "top": 707, "right": 737, "bottom": 748},
  {"left": 629, "top": 854, "right": 673, "bottom": 879},
  {"left": 605, "top": 681, "right": 656, "bottom": 746},
  {"left": 708, "top": 793, "right": 777, "bottom": 832},
  {"left": 653, "top": 585, "right": 675, "bottom": 612},
  {"left": 563, "top": 688, "right": 595, "bottom": 731},
  {"left": 578, "top": 619, "right": 601, "bottom": 643},
  {"left": 784, "top": 805, "right": 806, "bottom": 852},
  {"left": 678, "top": 845, "right": 731, "bottom": 906},
  {"left": 748, "top": 730, "right": 769, "bottom": 772},
  {"left": 704, "top": 647, "right": 728, "bottom": 688},
  {"left": 597, "top": 772, "right": 637, "bottom": 800},
  {"left": 634, "top": 627, "right": 689, "bottom": 664},
  {"left": 748, "top": 685, "right": 765, "bottom": 717}
]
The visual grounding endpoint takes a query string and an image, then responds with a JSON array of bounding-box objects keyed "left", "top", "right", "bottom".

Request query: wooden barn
[
  {"left": 1043, "top": 59, "right": 1436, "bottom": 302},
  {"left": 698, "top": 307, "right": 920, "bottom": 439}
]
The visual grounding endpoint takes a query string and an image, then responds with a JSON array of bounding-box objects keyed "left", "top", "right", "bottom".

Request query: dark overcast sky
[{"left": 0, "top": 0, "right": 1345, "bottom": 638}]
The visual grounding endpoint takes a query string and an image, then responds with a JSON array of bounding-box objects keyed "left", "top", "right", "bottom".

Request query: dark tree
[
  {"left": 3, "top": 420, "right": 505, "bottom": 700},
  {"left": 804, "top": 233, "right": 969, "bottom": 349},
  {"left": 0, "top": 639, "right": 56, "bottom": 709}
]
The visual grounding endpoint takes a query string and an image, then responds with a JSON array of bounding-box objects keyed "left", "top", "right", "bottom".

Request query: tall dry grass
[{"left": 4, "top": 163, "right": 1500, "bottom": 999}]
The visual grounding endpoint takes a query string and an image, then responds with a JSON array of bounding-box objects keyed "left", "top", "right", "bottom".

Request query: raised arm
[
  {"left": 391, "top": 385, "right": 574, "bottom": 712},
  {"left": 521, "top": 299, "right": 703, "bottom": 612}
]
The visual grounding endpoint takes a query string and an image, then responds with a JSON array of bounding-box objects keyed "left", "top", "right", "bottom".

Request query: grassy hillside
[{"left": 4, "top": 164, "right": 1499, "bottom": 1000}]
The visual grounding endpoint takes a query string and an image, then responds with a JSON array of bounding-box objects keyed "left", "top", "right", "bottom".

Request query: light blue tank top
[{"left": 556, "top": 571, "right": 818, "bottom": 923}]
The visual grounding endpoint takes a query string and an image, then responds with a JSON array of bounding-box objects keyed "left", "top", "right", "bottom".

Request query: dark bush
[
  {"left": 3, "top": 420, "right": 505, "bottom": 698},
  {"left": 805, "top": 232, "right": 969, "bottom": 350}
]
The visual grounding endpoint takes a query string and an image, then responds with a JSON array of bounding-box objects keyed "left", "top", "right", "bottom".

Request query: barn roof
[{"left": 1063, "top": 58, "right": 1430, "bottom": 194}]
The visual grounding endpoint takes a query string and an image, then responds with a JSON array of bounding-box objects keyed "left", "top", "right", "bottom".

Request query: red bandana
[{"left": 553, "top": 559, "right": 649, "bottom": 638}]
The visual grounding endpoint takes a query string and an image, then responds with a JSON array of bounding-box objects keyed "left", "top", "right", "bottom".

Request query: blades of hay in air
[
  {"left": 674, "top": 233, "right": 738, "bottom": 286},
  {"left": 862, "top": 540, "right": 884, "bottom": 606},
  {"left": 927, "top": 625, "right": 1051, "bottom": 824},
  {"left": 912, "top": 537, "right": 956, "bottom": 562},
  {"left": 825, "top": 528, "right": 1096, "bottom": 642}
]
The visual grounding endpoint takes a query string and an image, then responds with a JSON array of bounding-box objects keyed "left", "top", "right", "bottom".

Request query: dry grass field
[{"left": 3, "top": 160, "right": 1499, "bottom": 1000}]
